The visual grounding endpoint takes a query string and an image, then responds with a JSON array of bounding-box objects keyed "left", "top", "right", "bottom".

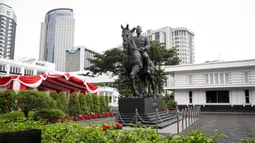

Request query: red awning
[{"left": 0, "top": 73, "right": 99, "bottom": 94}]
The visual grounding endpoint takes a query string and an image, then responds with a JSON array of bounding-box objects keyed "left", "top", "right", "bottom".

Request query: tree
[
  {"left": 0, "top": 90, "right": 18, "bottom": 113},
  {"left": 68, "top": 92, "right": 80, "bottom": 116},
  {"left": 85, "top": 94, "right": 93, "bottom": 113},
  {"left": 17, "top": 90, "right": 56, "bottom": 118},
  {"left": 49, "top": 91, "right": 60, "bottom": 108},
  {"left": 79, "top": 93, "right": 88, "bottom": 115},
  {"left": 99, "top": 95, "right": 106, "bottom": 113},
  {"left": 92, "top": 95, "right": 100, "bottom": 113},
  {"left": 86, "top": 41, "right": 180, "bottom": 96},
  {"left": 59, "top": 92, "right": 68, "bottom": 113}
]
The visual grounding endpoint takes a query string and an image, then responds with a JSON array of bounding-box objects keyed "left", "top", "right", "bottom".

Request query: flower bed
[
  {"left": 102, "top": 122, "right": 123, "bottom": 130},
  {"left": 47, "top": 112, "right": 114, "bottom": 123}
]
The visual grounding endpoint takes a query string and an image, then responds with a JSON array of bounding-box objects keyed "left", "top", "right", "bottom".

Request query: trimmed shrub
[
  {"left": 17, "top": 90, "right": 56, "bottom": 118},
  {"left": 85, "top": 94, "right": 93, "bottom": 113},
  {"left": 59, "top": 92, "right": 68, "bottom": 113},
  {"left": 0, "top": 111, "right": 24, "bottom": 120},
  {"left": 79, "top": 93, "right": 88, "bottom": 115},
  {"left": 99, "top": 95, "right": 106, "bottom": 113},
  {"left": 0, "top": 90, "right": 17, "bottom": 113},
  {"left": 68, "top": 92, "right": 80, "bottom": 116},
  {"left": 34, "top": 109, "right": 66, "bottom": 121},
  {"left": 104, "top": 96, "right": 111, "bottom": 112},
  {"left": 49, "top": 91, "right": 60, "bottom": 107},
  {"left": 92, "top": 95, "right": 100, "bottom": 113}
]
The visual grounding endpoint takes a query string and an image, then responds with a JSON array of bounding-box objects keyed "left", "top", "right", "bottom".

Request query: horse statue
[{"left": 121, "top": 24, "right": 156, "bottom": 99}]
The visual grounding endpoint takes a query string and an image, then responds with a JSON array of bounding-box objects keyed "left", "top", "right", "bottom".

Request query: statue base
[{"left": 118, "top": 98, "right": 163, "bottom": 114}]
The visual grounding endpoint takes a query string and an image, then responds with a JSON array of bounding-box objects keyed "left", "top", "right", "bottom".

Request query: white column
[
  {"left": 6, "top": 64, "right": 10, "bottom": 75},
  {"left": 33, "top": 69, "right": 37, "bottom": 75},
  {"left": 21, "top": 67, "right": 25, "bottom": 75}
]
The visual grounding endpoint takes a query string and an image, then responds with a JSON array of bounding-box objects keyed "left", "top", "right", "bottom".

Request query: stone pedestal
[{"left": 118, "top": 98, "right": 163, "bottom": 114}]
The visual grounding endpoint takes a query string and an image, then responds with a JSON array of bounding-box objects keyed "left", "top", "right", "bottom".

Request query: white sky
[{"left": 6, "top": 0, "right": 255, "bottom": 63}]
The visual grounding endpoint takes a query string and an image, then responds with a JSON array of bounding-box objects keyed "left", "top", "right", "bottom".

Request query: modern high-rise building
[
  {"left": 0, "top": 3, "right": 16, "bottom": 60},
  {"left": 143, "top": 26, "right": 195, "bottom": 64},
  {"left": 39, "top": 8, "right": 75, "bottom": 71},
  {"left": 66, "top": 46, "right": 101, "bottom": 72}
]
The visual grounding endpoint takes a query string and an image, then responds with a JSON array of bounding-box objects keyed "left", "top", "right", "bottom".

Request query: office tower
[
  {"left": 39, "top": 8, "right": 75, "bottom": 71},
  {"left": 144, "top": 26, "right": 195, "bottom": 64},
  {"left": 0, "top": 2, "right": 16, "bottom": 59}
]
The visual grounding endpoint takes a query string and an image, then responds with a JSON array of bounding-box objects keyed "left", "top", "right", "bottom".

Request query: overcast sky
[{"left": 5, "top": 0, "right": 255, "bottom": 63}]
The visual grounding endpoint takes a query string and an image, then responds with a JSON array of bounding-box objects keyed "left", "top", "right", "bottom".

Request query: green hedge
[
  {"left": 0, "top": 111, "right": 24, "bottom": 120},
  {"left": 79, "top": 93, "right": 88, "bottom": 115},
  {"left": 34, "top": 109, "right": 66, "bottom": 120},
  {"left": 68, "top": 92, "right": 80, "bottom": 116},
  {"left": 58, "top": 92, "right": 68, "bottom": 113},
  {"left": 0, "top": 119, "right": 236, "bottom": 143}
]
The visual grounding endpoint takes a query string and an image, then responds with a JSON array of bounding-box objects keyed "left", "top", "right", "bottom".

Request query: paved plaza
[{"left": 181, "top": 114, "right": 255, "bottom": 143}]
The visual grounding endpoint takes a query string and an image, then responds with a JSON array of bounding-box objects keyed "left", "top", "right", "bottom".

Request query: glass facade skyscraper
[{"left": 39, "top": 8, "right": 75, "bottom": 71}]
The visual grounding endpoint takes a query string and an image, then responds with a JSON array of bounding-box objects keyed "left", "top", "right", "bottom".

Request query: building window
[
  {"left": 155, "top": 32, "right": 160, "bottom": 42},
  {"left": 225, "top": 73, "right": 229, "bottom": 84},
  {"left": 210, "top": 73, "right": 214, "bottom": 84},
  {"left": 245, "top": 90, "right": 250, "bottom": 104},
  {"left": 215, "top": 73, "right": 219, "bottom": 84},
  {"left": 220, "top": 73, "right": 224, "bottom": 84},
  {"left": 243, "top": 71, "right": 249, "bottom": 83},
  {"left": 188, "top": 75, "right": 192, "bottom": 85},
  {"left": 206, "top": 90, "right": 229, "bottom": 103},
  {"left": 189, "top": 91, "right": 192, "bottom": 103},
  {"left": 204, "top": 74, "right": 209, "bottom": 85}
]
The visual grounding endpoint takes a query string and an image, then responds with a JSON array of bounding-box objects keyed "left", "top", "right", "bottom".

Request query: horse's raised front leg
[{"left": 129, "top": 65, "right": 141, "bottom": 97}]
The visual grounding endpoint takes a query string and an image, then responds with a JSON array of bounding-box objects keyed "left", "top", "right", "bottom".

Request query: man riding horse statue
[{"left": 121, "top": 24, "right": 157, "bottom": 99}]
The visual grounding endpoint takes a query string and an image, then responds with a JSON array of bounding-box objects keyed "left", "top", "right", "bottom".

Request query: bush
[
  {"left": 167, "top": 100, "right": 177, "bottom": 108},
  {"left": 0, "top": 111, "right": 24, "bottom": 121},
  {"left": 85, "top": 94, "right": 93, "bottom": 113},
  {"left": 104, "top": 96, "right": 111, "bottom": 112},
  {"left": 49, "top": 91, "right": 60, "bottom": 107},
  {"left": 34, "top": 109, "right": 66, "bottom": 121},
  {"left": 17, "top": 90, "right": 56, "bottom": 118},
  {"left": 99, "top": 95, "right": 106, "bottom": 113},
  {"left": 59, "top": 92, "right": 68, "bottom": 113},
  {"left": 0, "top": 90, "right": 17, "bottom": 113},
  {"left": 0, "top": 120, "right": 229, "bottom": 143},
  {"left": 68, "top": 92, "right": 80, "bottom": 116},
  {"left": 79, "top": 93, "right": 88, "bottom": 115},
  {"left": 92, "top": 95, "right": 100, "bottom": 113}
]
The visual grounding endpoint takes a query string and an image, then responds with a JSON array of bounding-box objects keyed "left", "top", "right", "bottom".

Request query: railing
[
  {"left": 115, "top": 106, "right": 201, "bottom": 134},
  {"left": 176, "top": 106, "right": 201, "bottom": 134}
]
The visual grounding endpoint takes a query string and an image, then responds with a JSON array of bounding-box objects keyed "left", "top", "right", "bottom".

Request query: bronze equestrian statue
[{"left": 121, "top": 24, "right": 156, "bottom": 99}]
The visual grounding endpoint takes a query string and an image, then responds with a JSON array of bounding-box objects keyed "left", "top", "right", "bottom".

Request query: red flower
[{"left": 102, "top": 125, "right": 110, "bottom": 130}]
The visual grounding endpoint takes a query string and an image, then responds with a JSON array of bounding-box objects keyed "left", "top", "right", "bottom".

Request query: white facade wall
[
  {"left": 0, "top": 58, "right": 56, "bottom": 76},
  {"left": 175, "top": 88, "right": 255, "bottom": 107},
  {"left": 164, "top": 59, "right": 255, "bottom": 107}
]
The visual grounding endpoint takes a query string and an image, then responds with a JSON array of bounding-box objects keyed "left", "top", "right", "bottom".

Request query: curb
[{"left": 201, "top": 112, "right": 255, "bottom": 115}]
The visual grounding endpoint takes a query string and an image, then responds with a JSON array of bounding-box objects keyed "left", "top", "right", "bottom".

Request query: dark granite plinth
[{"left": 118, "top": 98, "right": 163, "bottom": 114}]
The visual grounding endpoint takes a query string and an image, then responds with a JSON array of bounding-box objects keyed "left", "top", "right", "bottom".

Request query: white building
[
  {"left": 0, "top": 58, "right": 56, "bottom": 76},
  {"left": 164, "top": 59, "right": 255, "bottom": 110},
  {"left": 143, "top": 26, "right": 195, "bottom": 64},
  {"left": 66, "top": 46, "right": 101, "bottom": 72},
  {"left": 39, "top": 8, "right": 75, "bottom": 71}
]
